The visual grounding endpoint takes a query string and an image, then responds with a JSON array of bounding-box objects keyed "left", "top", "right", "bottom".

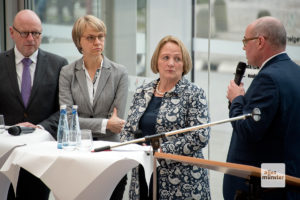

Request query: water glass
[
  {"left": 0, "top": 114, "right": 5, "bottom": 134},
  {"left": 78, "top": 129, "right": 93, "bottom": 151}
]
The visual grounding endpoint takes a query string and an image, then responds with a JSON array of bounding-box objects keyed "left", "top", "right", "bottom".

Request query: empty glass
[
  {"left": 78, "top": 129, "right": 93, "bottom": 152},
  {"left": 0, "top": 114, "right": 5, "bottom": 134}
]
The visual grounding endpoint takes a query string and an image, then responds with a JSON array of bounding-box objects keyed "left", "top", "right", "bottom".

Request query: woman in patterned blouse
[{"left": 121, "top": 35, "right": 211, "bottom": 200}]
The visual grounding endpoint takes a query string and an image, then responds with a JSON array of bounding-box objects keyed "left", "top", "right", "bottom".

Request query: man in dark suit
[
  {"left": 0, "top": 10, "right": 68, "bottom": 199},
  {"left": 223, "top": 16, "right": 300, "bottom": 200}
]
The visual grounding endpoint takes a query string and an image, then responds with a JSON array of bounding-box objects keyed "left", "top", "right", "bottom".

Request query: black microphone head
[
  {"left": 234, "top": 62, "right": 247, "bottom": 85},
  {"left": 8, "top": 126, "right": 22, "bottom": 136},
  {"left": 235, "top": 62, "right": 247, "bottom": 75},
  {"left": 134, "top": 130, "right": 143, "bottom": 139},
  {"left": 236, "top": 62, "right": 247, "bottom": 75}
]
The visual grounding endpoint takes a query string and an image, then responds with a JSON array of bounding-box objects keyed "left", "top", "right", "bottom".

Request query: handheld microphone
[
  {"left": 234, "top": 62, "right": 247, "bottom": 85},
  {"left": 228, "top": 62, "right": 247, "bottom": 109},
  {"left": 8, "top": 126, "right": 35, "bottom": 136}
]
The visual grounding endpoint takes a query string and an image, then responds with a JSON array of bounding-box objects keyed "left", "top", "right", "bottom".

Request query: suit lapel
[
  {"left": 143, "top": 84, "right": 155, "bottom": 108},
  {"left": 5, "top": 49, "right": 24, "bottom": 106},
  {"left": 75, "top": 59, "right": 93, "bottom": 111},
  {"left": 93, "top": 65, "right": 110, "bottom": 108},
  {"left": 130, "top": 81, "right": 156, "bottom": 132},
  {"left": 29, "top": 49, "right": 46, "bottom": 108}
]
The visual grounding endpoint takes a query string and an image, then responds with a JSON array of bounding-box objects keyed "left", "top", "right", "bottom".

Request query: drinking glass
[
  {"left": 0, "top": 114, "right": 5, "bottom": 134},
  {"left": 78, "top": 129, "right": 93, "bottom": 151}
]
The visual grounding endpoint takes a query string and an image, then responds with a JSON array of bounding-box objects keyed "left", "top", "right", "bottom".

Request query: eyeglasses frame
[
  {"left": 242, "top": 36, "right": 259, "bottom": 46},
  {"left": 13, "top": 26, "right": 42, "bottom": 39},
  {"left": 81, "top": 34, "right": 105, "bottom": 43}
]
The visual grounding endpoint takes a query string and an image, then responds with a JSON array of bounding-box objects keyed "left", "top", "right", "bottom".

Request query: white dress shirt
[
  {"left": 259, "top": 51, "right": 286, "bottom": 71},
  {"left": 14, "top": 47, "right": 38, "bottom": 91},
  {"left": 82, "top": 60, "right": 108, "bottom": 134}
]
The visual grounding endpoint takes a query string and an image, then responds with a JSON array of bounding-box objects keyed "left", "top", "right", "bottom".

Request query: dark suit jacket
[
  {"left": 223, "top": 53, "right": 300, "bottom": 200},
  {"left": 0, "top": 48, "right": 68, "bottom": 138}
]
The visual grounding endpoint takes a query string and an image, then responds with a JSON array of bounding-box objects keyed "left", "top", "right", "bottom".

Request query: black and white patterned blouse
[{"left": 121, "top": 77, "right": 211, "bottom": 200}]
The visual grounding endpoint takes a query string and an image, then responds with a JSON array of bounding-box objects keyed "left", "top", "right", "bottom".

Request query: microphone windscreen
[
  {"left": 234, "top": 62, "right": 247, "bottom": 85},
  {"left": 93, "top": 145, "right": 111, "bottom": 152},
  {"left": 8, "top": 126, "right": 21, "bottom": 136},
  {"left": 134, "top": 130, "right": 143, "bottom": 139}
]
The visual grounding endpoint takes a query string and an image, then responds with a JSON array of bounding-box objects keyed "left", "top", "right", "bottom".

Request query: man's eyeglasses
[
  {"left": 82, "top": 35, "right": 105, "bottom": 43},
  {"left": 242, "top": 36, "right": 259, "bottom": 46},
  {"left": 13, "top": 26, "right": 42, "bottom": 38}
]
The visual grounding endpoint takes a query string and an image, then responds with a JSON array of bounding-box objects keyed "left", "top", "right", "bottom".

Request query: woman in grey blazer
[
  {"left": 59, "top": 15, "right": 128, "bottom": 142},
  {"left": 59, "top": 15, "right": 128, "bottom": 200}
]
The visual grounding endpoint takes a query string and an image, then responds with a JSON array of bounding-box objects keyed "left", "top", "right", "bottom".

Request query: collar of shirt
[
  {"left": 259, "top": 51, "right": 286, "bottom": 72},
  {"left": 14, "top": 46, "right": 38, "bottom": 65},
  {"left": 82, "top": 59, "right": 103, "bottom": 81},
  {"left": 14, "top": 46, "right": 39, "bottom": 90},
  {"left": 82, "top": 59, "right": 103, "bottom": 105}
]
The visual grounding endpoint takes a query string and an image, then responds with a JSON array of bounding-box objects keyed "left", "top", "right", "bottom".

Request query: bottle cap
[
  {"left": 60, "top": 105, "right": 67, "bottom": 109},
  {"left": 72, "top": 105, "right": 78, "bottom": 109}
]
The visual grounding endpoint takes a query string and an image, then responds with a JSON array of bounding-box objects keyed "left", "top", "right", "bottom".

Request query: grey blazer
[{"left": 59, "top": 56, "right": 128, "bottom": 141}]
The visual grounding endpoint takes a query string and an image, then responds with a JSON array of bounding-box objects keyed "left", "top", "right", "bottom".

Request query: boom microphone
[
  {"left": 228, "top": 62, "right": 247, "bottom": 109},
  {"left": 8, "top": 126, "right": 35, "bottom": 136},
  {"left": 93, "top": 108, "right": 260, "bottom": 153}
]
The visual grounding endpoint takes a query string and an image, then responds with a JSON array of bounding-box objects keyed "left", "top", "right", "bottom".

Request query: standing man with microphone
[
  {"left": 224, "top": 16, "right": 300, "bottom": 200},
  {"left": 0, "top": 9, "right": 68, "bottom": 200}
]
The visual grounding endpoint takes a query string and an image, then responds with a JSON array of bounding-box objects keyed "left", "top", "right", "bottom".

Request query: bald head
[
  {"left": 251, "top": 16, "right": 286, "bottom": 51},
  {"left": 13, "top": 9, "right": 42, "bottom": 30},
  {"left": 10, "top": 10, "right": 42, "bottom": 57}
]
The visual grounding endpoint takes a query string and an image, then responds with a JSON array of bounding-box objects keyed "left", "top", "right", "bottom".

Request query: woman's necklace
[{"left": 155, "top": 81, "right": 165, "bottom": 96}]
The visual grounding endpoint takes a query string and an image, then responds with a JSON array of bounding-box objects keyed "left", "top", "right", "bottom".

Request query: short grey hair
[{"left": 252, "top": 16, "right": 286, "bottom": 49}]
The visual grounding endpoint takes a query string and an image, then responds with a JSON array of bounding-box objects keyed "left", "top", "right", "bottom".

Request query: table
[
  {"left": 0, "top": 129, "right": 54, "bottom": 199},
  {"left": 0, "top": 129, "right": 54, "bottom": 166},
  {"left": 1, "top": 140, "right": 153, "bottom": 200}
]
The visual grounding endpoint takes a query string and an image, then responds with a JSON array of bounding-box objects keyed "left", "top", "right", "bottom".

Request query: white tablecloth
[
  {"left": 0, "top": 129, "right": 54, "bottom": 167},
  {"left": 0, "top": 129, "right": 54, "bottom": 199},
  {"left": 1, "top": 140, "right": 153, "bottom": 200}
]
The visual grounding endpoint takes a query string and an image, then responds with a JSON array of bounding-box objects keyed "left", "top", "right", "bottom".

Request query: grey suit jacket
[
  {"left": 0, "top": 48, "right": 68, "bottom": 138},
  {"left": 59, "top": 56, "right": 128, "bottom": 141}
]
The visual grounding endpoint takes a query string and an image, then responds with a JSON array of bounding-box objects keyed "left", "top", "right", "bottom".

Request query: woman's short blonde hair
[
  {"left": 151, "top": 35, "right": 192, "bottom": 75},
  {"left": 72, "top": 15, "right": 107, "bottom": 53}
]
